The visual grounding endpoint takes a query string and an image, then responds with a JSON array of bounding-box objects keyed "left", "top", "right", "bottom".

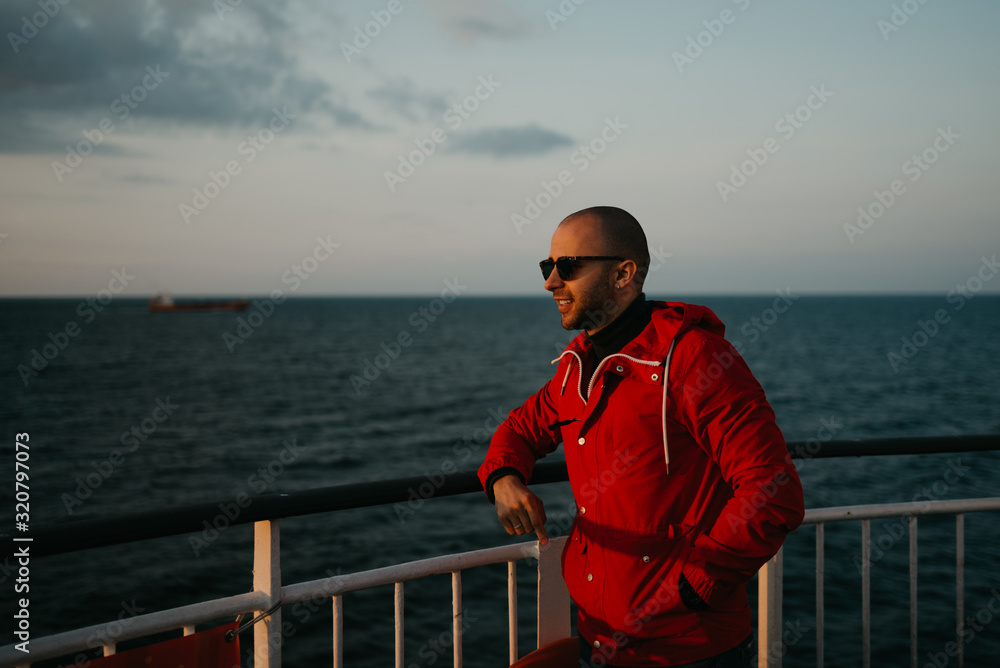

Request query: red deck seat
[{"left": 510, "top": 637, "right": 578, "bottom": 667}]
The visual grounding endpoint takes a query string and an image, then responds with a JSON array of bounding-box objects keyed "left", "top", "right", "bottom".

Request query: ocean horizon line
[{"left": 2, "top": 292, "right": 999, "bottom": 300}]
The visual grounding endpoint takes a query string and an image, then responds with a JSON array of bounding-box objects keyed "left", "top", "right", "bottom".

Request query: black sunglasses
[{"left": 539, "top": 256, "right": 625, "bottom": 280}]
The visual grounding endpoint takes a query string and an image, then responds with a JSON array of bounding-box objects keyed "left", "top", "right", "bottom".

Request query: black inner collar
[{"left": 586, "top": 294, "right": 651, "bottom": 361}]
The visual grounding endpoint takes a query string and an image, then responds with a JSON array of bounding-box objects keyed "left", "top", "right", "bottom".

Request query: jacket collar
[{"left": 560, "top": 301, "right": 726, "bottom": 361}]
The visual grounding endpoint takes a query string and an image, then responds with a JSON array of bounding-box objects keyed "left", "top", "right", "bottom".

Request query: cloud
[
  {"left": 448, "top": 125, "right": 574, "bottom": 158},
  {"left": 367, "top": 78, "right": 449, "bottom": 122},
  {"left": 0, "top": 115, "right": 140, "bottom": 155},
  {"left": 0, "top": 0, "right": 370, "bottom": 152},
  {"left": 424, "top": 0, "right": 531, "bottom": 43},
  {"left": 118, "top": 174, "right": 172, "bottom": 184}
]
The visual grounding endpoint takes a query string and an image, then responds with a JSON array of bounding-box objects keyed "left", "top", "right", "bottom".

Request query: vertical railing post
[
  {"left": 333, "top": 595, "right": 343, "bottom": 668},
  {"left": 395, "top": 582, "right": 405, "bottom": 668},
  {"left": 816, "top": 523, "right": 825, "bottom": 668},
  {"left": 909, "top": 516, "right": 918, "bottom": 668},
  {"left": 452, "top": 572, "right": 463, "bottom": 668},
  {"left": 254, "top": 519, "right": 282, "bottom": 668},
  {"left": 758, "top": 547, "right": 784, "bottom": 668},
  {"left": 536, "top": 537, "right": 571, "bottom": 648},
  {"left": 956, "top": 513, "right": 965, "bottom": 668},
  {"left": 508, "top": 561, "right": 519, "bottom": 664},
  {"left": 862, "top": 519, "right": 871, "bottom": 668}
]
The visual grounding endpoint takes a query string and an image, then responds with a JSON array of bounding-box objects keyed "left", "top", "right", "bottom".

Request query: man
[{"left": 478, "top": 206, "right": 804, "bottom": 667}]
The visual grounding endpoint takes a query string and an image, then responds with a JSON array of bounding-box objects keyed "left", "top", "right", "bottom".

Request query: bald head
[{"left": 561, "top": 206, "right": 650, "bottom": 287}]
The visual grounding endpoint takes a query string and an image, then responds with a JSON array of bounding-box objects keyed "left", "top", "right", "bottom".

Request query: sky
[{"left": 1, "top": 0, "right": 998, "bottom": 297}]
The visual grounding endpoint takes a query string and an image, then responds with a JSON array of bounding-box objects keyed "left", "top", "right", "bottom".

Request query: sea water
[{"left": 1, "top": 295, "right": 999, "bottom": 667}]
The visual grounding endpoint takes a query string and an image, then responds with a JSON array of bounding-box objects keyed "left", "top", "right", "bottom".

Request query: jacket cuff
[
  {"left": 678, "top": 572, "right": 710, "bottom": 611},
  {"left": 484, "top": 467, "right": 525, "bottom": 504},
  {"left": 680, "top": 559, "right": 724, "bottom": 608}
]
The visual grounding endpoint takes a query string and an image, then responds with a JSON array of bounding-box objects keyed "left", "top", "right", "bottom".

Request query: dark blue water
[{"left": 1, "top": 296, "right": 999, "bottom": 667}]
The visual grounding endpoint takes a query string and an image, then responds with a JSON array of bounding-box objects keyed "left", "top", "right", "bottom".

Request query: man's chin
[{"left": 559, "top": 313, "right": 582, "bottom": 331}]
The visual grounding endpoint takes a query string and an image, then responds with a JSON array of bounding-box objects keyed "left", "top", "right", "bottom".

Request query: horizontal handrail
[
  {"left": 0, "top": 540, "right": 561, "bottom": 668},
  {"left": 0, "top": 591, "right": 267, "bottom": 666},
  {"left": 802, "top": 497, "right": 1000, "bottom": 524},
  {"left": 282, "top": 541, "right": 540, "bottom": 605},
  {"left": 16, "top": 434, "right": 1000, "bottom": 557}
]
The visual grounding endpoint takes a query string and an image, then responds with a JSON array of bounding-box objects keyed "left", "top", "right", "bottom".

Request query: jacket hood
[{"left": 562, "top": 300, "right": 726, "bottom": 359}]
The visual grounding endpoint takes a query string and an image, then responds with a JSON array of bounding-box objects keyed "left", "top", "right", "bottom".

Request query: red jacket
[{"left": 479, "top": 301, "right": 804, "bottom": 665}]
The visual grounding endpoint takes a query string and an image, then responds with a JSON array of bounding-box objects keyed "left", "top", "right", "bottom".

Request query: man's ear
[{"left": 617, "top": 259, "right": 638, "bottom": 286}]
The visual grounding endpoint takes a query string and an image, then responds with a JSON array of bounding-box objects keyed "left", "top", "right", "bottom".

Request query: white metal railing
[
  {"left": 280, "top": 531, "right": 571, "bottom": 668},
  {"left": 5, "top": 496, "right": 999, "bottom": 668},
  {"left": 1, "top": 589, "right": 268, "bottom": 667},
  {"left": 0, "top": 522, "right": 570, "bottom": 668},
  {"left": 757, "top": 496, "right": 1000, "bottom": 668}
]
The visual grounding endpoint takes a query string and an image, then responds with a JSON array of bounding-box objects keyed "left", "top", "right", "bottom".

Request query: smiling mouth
[{"left": 555, "top": 298, "right": 573, "bottom": 312}]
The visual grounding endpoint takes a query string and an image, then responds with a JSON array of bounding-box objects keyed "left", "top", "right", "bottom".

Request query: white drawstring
[
  {"left": 585, "top": 353, "right": 661, "bottom": 401},
  {"left": 554, "top": 344, "right": 675, "bottom": 473},
  {"left": 661, "top": 338, "right": 678, "bottom": 475}
]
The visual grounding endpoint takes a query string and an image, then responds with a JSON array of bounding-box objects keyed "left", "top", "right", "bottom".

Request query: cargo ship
[{"left": 148, "top": 293, "right": 250, "bottom": 313}]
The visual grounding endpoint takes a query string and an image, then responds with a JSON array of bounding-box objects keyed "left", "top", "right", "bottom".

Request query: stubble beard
[{"left": 560, "top": 280, "right": 614, "bottom": 332}]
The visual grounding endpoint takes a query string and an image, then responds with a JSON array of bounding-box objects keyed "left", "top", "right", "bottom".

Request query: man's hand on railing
[{"left": 493, "top": 474, "right": 549, "bottom": 546}]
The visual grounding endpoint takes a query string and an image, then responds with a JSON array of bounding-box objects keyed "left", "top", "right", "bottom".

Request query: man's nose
[{"left": 544, "top": 268, "right": 563, "bottom": 292}]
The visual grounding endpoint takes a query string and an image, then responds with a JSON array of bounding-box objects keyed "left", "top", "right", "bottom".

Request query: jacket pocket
[{"left": 600, "top": 528, "right": 703, "bottom": 639}]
